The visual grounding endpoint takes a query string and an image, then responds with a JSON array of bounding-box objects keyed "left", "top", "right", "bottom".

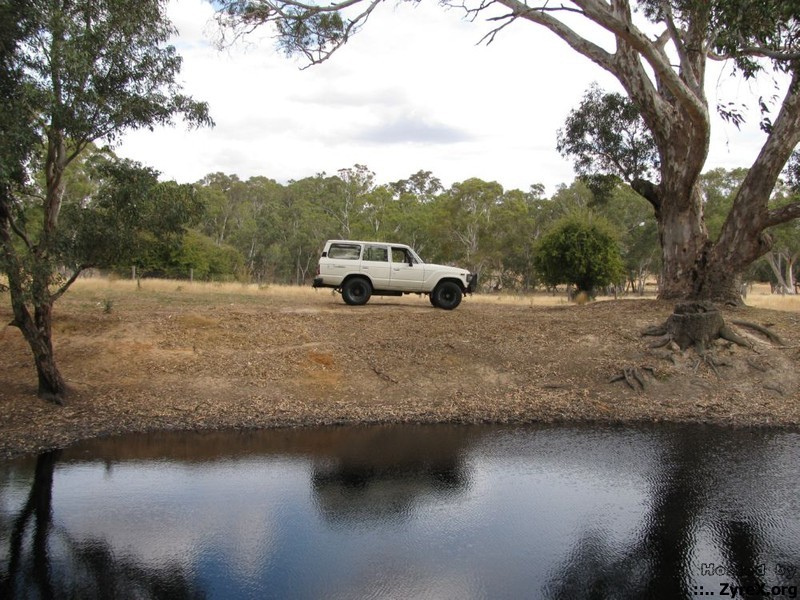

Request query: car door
[
  {"left": 389, "top": 246, "right": 425, "bottom": 291},
  {"left": 360, "top": 244, "right": 391, "bottom": 290}
]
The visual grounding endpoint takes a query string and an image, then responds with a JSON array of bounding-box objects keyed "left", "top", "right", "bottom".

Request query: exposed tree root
[
  {"left": 718, "top": 325, "right": 752, "bottom": 349},
  {"left": 609, "top": 366, "right": 656, "bottom": 392},
  {"left": 692, "top": 352, "right": 732, "bottom": 379},
  {"left": 731, "top": 320, "right": 785, "bottom": 345},
  {"left": 614, "top": 302, "right": 787, "bottom": 390}
]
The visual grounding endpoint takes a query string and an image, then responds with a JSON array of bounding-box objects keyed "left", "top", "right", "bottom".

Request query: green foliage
[
  {"left": 533, "top": 212, "right": 626, "bottom": 296},
  {"left": 57, "top": 156, "right": 203, "bottom": 272},
  {"left": 603, "top": 185, "right": 660, "bottom": 293},
  {"left": 700, "top": 168, "right": 747, "bottom": 240},
  {"left": 556, "top": 84, "right": 659, "bottom": 188},
  {"left": 171, "top": 230, "right": 244, "bottom": 281},
  {"left": 1, "top": 0, "right": 211, "bottom": 284}
]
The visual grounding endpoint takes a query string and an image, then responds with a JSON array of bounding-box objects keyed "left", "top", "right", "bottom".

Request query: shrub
[{"left": 533, "top": 212, "right": 625, "bottom": 297}]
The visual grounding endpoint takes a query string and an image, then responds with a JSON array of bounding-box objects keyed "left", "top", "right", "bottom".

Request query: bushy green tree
[
  {"left": 533, "top": 213, "right": 625, "bottom": 298},
  {"left": 0, "top": 0, "right": 211, "bottom": 402}
]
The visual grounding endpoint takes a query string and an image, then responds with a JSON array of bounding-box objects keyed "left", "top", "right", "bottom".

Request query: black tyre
[
  {"left": 429, "top": 293, "right": 438, "bottom": 307},
  {"left": 432, "top": 281, "right": 463, "bottom": 310},
  {"left": 341, "top": 277, "right": 372, "bottom": 306}
]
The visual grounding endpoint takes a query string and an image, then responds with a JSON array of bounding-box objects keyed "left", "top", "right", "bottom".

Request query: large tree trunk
[
  {"left": 1, "top": 193, "right": 68, "bottom": 404},
  {"left": 9, "top": 290, "right": 68, "bottom": 403},
  {"left": 656, "top": 184, "right": 710, "bottom": 301}
]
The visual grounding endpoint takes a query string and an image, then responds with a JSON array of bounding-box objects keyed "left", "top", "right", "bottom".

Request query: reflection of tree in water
[
  {"left": 543, "top": 429, "right": 771, "bottom": 600},
  {"left": 0, "top": 451, "right": 203, "bottom": 599},
  {"left": 311, "top": 426, "right": 473, "bottom": 527}
]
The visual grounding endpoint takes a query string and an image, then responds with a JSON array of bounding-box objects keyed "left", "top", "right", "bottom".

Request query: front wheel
[
  {"left": 432, "top": 281, "right": 463, "bottom": 310},
  {"left": 341, "top": 277, "right": 372, "bottom": 306}
]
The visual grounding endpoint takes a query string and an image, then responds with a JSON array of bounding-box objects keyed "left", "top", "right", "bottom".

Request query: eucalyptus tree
[
  {"left": 763, "top": 204, "right": 800, "bottom": 294},
  {"left": 281, "top": 174, "right": 341, "bottom": 283},
  {"left": 387, "top": 171, "right": 445, "bottom": 257},
  {"left": 331, "top": 164, "right": 374, "bottom": 238},
  {"left": 216, "top": 0, "right": 800, "bottom": 305},
  {"left": 0, "top": 0, "right": 211, "bottom": 402},
  {"left": 490, "top": 187, "right": 547, "bottom": 290},
  {"left": 557, "top": 84, "right": 659, "bottom": 203},
  {"left": 604, "top": 185, "right": 660, "bottom": 294},
  {"left": 197, "top": 173, "right": 245, "bottom": 246},
  {"left": 436, "top": 178, "right": 505, "bottom": 276},
  {"left": 700, "top": 166, "right": 798, "bottom": 294}
]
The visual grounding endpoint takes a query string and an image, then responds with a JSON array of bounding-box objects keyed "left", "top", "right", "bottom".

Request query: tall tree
[
  {"left": 216, "top": 0, "right": 800, "bottom": 305},
  {"left": 0, "top": 0, "right": 211, "bottom": 402}
]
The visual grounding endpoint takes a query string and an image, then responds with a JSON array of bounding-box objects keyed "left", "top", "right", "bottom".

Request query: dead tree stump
[
  {"left": 642, "top": 301, "right": 751, "bottom": 353},
  {"left": 615, "top": 302, "right": 783, "bottom": 389},
  {"left": 667, "top": 302, "right": 726, "bottom": 351}
]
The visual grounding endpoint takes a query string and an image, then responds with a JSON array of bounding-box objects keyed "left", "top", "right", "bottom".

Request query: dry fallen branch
[{"left": 370, "top": 363, "right": 398, "bottom": 384}]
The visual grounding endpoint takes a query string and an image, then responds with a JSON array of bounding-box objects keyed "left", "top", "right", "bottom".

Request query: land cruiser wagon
[{"left": 312, "top": 240, "right": 477, "bottom": 309}]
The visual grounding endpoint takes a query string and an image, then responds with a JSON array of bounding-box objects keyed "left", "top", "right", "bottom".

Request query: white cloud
[{"left": 113, "top": 0, "right": 782, "bottom": 195}]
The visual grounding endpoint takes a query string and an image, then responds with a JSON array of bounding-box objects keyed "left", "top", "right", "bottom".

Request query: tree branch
[
  {"left": 659, "top": 0, "right": 699, "bottom": 92},
  {"left": 217, "top": 0, "right": 383, "bottom": 66},
  {"left": 495, "top": 0, "right": 615, "bottom": 72},
  {"left": 631, "top": 178, "right": 661, "bottom": 212},
  {"left": 51, "top": 265, "right": 91, "bottom": 302},
  {"left": 8, "top": 216, "right": 33, "bottom": 252},
  {"left": 573, "top": 0, "right": 707, "bottom": 126},
  {"left": 766, "top": 200, "right": 800, "bottom": 229}
]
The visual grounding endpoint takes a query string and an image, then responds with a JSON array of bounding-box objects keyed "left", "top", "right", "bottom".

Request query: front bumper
[{"left": 467, "top": 273, "right": 478, "bottom": 293}]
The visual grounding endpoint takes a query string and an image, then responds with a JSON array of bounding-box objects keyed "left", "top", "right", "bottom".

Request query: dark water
[{"left": 1, "top": 423, "right": 799, "bottom": 599}]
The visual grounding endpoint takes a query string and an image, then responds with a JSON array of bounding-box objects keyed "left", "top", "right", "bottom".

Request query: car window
[
  {"left": 328, "top": 244, "right": 361, "bottom": 260},
  {"left": 391, "top": 248, "right": 410, "bottom": 264},
  {"left": 363, "top": 245, "right": 388, "bottom": 262}
]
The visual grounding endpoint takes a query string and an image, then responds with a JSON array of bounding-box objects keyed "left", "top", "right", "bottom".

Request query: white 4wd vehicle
[{"left": 313, "top": 240, "right": 477, "bottom": 309}]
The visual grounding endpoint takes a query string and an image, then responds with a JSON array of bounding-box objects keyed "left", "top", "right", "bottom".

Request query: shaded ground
[{"left": 1, "top": 283, "right": 799, "bottom": 458}]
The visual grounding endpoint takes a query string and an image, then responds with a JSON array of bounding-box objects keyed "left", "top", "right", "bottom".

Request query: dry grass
[
  {"left": 745, "top": 284, "right": 800, "bottom": 311},
  {"left": 50, "top": 277, "right": 800, "bottom": 312}
]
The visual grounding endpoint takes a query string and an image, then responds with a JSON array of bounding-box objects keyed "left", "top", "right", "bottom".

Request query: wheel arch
[
  {"left": 433, "top": 277, "right": 467, "bottom": 293},
  {"left": 339, "top": 273, "right": 374, "bottom": 291}
]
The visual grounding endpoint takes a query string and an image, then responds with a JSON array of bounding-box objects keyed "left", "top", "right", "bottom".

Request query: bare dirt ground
[{"left": 1, "top": 280, "right": 799, "bottom": 458}]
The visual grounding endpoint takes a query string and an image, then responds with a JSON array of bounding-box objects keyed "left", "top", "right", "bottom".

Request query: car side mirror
[{"left": 408, "top": 259, "right": 414, "bottom": 267}]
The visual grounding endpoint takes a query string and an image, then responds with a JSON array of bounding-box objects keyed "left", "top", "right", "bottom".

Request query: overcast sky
[{"left": 114, "top": 0, "right": 779, "bottom": 195}]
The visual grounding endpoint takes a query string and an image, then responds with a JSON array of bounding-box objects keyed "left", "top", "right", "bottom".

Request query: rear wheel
[
  {"left": 429, "top": 293, "right": 438, "bottom": 307},
  {"left": 432, "top": 281, "right": 463, "bottom": 310},
  {"left": 341, "top": 277, "right": 372, "bottom": 306}
]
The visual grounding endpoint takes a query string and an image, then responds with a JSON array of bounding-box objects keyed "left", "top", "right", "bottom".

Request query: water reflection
[
  {"left": 0, "top": 424, "right": 798, "bottom": 599},
  {"left": 311, "top": 425, "right": 470, "bottom": 526}
]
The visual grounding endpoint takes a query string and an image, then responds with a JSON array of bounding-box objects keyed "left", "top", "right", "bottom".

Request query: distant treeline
[{"left": 49, "top": 151, "right": 798, "bottom": 293}]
